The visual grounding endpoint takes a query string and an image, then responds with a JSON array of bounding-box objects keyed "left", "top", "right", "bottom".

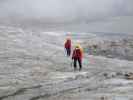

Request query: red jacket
[
  {"left": 72, "top": 48, "right": 82, "bottom": 61},
  {"left": 64, "top": 40, "right": 71, "bottom": 49}
]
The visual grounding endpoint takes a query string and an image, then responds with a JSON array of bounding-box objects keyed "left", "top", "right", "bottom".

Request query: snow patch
[
  {"left": 104, "top": 78, "right": 133, "bottom": 85},
  {"left": 47, "top": 72, "right": 88, "bottom": 79},
  {"left": 113, "top": 96, "right": 130, "bottom": 100},
  {"left": 42, "top": 32, "right": 62, "bottom": 36},
  {"left": 112, "top": 86, "right": 133, "bottom": 92}
]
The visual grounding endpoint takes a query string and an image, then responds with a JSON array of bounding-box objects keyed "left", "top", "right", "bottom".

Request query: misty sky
[{"left": 0, "top": 0, "right": 133, "bottom": 33}]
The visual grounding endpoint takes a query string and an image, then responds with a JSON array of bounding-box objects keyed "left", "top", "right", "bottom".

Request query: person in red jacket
[
  {"left": 72, "top": 45, "right": 83, "bottom": 71},
  {"left": 64, "top": 38, "right": 71, "bottom": 56}
]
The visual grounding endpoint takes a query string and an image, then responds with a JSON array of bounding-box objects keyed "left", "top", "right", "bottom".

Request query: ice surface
[{"left": 0, "top": 25, "right": 133, "bottom": 100}]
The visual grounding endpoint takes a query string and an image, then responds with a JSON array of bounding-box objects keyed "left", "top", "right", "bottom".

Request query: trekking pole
[
  {"left": 64, "top": 48, "right": 67, "bottom": 56},
  {"left": 71, "top": 59, "right": 74, "bottom": 67}
]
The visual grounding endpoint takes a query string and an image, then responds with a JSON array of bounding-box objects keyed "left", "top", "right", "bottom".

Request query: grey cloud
[
  {"left": 0, "top": 0, "right": 133, "bottom": 34},
  {"left": 0, "top": 0, "right": 133, "bottom": 20}
]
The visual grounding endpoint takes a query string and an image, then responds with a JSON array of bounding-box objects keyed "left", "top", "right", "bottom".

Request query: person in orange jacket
[
  {"left": 64, "top": 37, "right": 71, "bottom": 56},
  {"left": 72, "top": 44, "right": 83, "bottom": 71}
]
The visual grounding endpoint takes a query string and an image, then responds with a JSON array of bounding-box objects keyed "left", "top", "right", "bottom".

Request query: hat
[
  {"left": 66, "top": 36, "right": 71, "bottom": 40},
  {"left": 75, "top": 44, "right": 80, "bottom": 48}
]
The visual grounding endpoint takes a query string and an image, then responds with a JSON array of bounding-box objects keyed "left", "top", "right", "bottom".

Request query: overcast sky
[{"left": 0, "top": 0, "right": 133, "bottom": 33}]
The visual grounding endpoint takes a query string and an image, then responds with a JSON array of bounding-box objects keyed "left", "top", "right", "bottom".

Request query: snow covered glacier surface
[{"left": 0, "top": 25, "right": 133, "bottom": 100}]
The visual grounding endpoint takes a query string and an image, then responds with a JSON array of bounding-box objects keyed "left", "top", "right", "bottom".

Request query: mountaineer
[
  {"left": 64, "top": 37, "right": 71, "bottom": 56},
  {"left": 72, "top": 44, "right": 83, "bottom": 71}
]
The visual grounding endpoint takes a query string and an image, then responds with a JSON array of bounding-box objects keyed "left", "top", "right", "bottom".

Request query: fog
[
  {"left": 0, "top": 0, "right": 133, "bottom": 21},
  {"left": 0, "top": 0, "right": 133, "bottom": 33}
]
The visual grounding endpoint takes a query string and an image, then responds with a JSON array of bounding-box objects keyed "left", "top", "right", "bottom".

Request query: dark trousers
[
  {"left": 73, "top": 58, "right": 82, "bottom": 71},
  {"left": 66, "top": 48, "right": 71, "bottom": 56}
]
